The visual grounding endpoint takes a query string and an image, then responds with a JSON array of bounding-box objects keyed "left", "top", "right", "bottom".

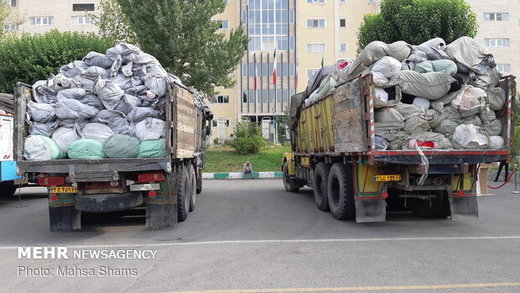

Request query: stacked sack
[
  {"left": 23, "top": 43, "right": 179, "bottom": 161},
  {"left": 302, "top": 36, "right": 506, "bottom": 151}
]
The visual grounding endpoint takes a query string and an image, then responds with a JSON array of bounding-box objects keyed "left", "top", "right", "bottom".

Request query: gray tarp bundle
[
  {"left": 295, "top": 36, "right": 508, "bottom": 151},
  {"left": 23, "top": 42, "right": 190, "bottom": 161}
]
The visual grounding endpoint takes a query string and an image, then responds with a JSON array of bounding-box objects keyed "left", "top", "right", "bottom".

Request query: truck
[
  {"left": 0, "top": 93, "right": 20, "bottom": 198},
  {"left": 14, "top": 82, "right": 213, "bottom": 231},
  {"left": 282, "top": 74, "right": 516, "bottom": 222}
]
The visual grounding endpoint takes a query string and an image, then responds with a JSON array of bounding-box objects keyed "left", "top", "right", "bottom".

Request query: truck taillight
[
  {"left": 38, "top": 176, "right": 65, "bottom": 186},
  {"left": 137, "top": 173, "right": 165, "bottom": 183}
]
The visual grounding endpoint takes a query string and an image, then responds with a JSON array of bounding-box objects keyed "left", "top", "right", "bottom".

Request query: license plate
[
  {"left": 375, "top": 175, "right": 401, "bottom": 182},
  {"left": 49, "top": 186, "right": 78, "bottom": 193}
]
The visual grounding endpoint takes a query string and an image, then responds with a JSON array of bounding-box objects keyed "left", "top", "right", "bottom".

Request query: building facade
[
  {"left": 212, "top": 0, "right": 379, "bottom": 142},
  {"left": 4, "top": 0, "right": 519, "bottom": 142},
  {"left": 6, "top": 0, "right": 101, "bottom": 34},
  {"left": 466, "top": 0, "right": 520, "bottom": 81}
]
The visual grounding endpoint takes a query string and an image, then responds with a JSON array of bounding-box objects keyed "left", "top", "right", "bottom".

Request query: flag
[
  {"left": 295, "top": 57, "right": 299, "bottom": 89},
  {"left": 321, "top": 55, "right": 324, "bottom": 68},
  {"left": 254, "top": 54, "right": 258, "bottom": 91},
  {"left": 272, "top": 48, "right": 277, "bottom": 85}
]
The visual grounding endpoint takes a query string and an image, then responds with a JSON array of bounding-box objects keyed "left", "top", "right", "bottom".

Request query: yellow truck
[{"left": 282, "top": 75, "right": 516, "bottom": 222}]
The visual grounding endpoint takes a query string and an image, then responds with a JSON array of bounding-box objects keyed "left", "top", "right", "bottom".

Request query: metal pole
[{"left": 513, "top": 163, "right": 519, "bottom": 194}]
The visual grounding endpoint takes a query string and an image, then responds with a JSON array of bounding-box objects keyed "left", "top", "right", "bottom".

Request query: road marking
[
  {"left": 158, "top": 283, "right": 520, "bottom": 293},
  {"left": 1, "top": 235, "right": 520, "bottom": 251}
]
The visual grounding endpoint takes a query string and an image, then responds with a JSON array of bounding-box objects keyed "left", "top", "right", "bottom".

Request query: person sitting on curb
[{"left": 243, "top": 161, "right": 253, "bottom": 178}]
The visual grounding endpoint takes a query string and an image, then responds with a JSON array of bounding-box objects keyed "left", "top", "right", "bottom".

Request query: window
[
  {"left": 307, "top": 0, "right": 325, "bottom": 2},
  {"left": 483, "top": 12, "right": 509, "bottom": 21},
  {"left": 219, "top": 20, "right": 229, "bottom": 29},
  {"left": 307, "top": 19, "right": 325, "bottom": 28},
  {"left": 497, "top": 64, "right": 511, "bottom": 73},
  {"left": 484, "top": 38, "right": 510, "bottom": 47},
  {"left": 307, "top": 43, "right": 326, "bottom": 53},
  {"left": 339, "top": 18, "right": 346, "bottom": 27},
  {"left": 339, "top": 43, "right": 348, "bottom": 53},
  {"left": 212, "top": 119, "right": 230, "bottom": 128},
  {"left": 3, "top": 23, "right": 19, "bottom": 32},
  {"left": 10, "top": 0, "right": 16, "bottom": 6},
  {"left": 29, "top": 17, "right": 54, "bottom": 26},
  {"left": 307, "top": 69, "right": 320, "bottom": 80},
  {"left": 339, "top": 0, "right": 346, "bottom": 2},
  {"left": 213, "top": 95, "right": 230, "bottom": 104},
  {"left": 73, "top": 16, "right": 93, "bottom": 25},
  {"left": 73, "top": 3, "right": 95, "bottom": 11}
]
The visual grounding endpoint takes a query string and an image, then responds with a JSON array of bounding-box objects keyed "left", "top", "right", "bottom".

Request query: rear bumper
[{"left": 75, "top": 192, "right": 144, "bottom": 213}]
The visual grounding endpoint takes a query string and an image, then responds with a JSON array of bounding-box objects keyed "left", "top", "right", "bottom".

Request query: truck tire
[
  {"left": 0, "top": 182, "right": 17, "bottom": 198},
  {"left": 177, "top": 164, "right": 191, "bottom": 222},
  {"left": 188, "top": 164, "right": 196, "bottom": 212},
  {"left": 407, "top": 191, "right": 444, "bottom": 218},
  {"left": 196, "top": 168, "right": 202, "bottom": 194},
  {"left": 327, "top": 163, "right": 355, "bottom": 220},
  {"left": 283, "top": 161, "right": 300, "bottom": 192},
  {"left": 313, "top": 162, "right": 330, "bottom": 211}
]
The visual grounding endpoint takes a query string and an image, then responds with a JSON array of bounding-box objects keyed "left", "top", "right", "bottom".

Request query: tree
[
  {"left": 116, "top": 0, "right": 248, "bottom": 95},
  {"left": 357, "top": 0, "right": 478, "bottom": 51},
  {"left": 230, "top": 121, "right": 266, "bottom": 155},
  {"left": 89, "top": 0, "right": 137, "bottom": 43},
  {"left": 0, "top": 0, "right": 24, "bottom": 39},
  {"left": 0, "top": 30, "right": 113, "bottom": 93}
]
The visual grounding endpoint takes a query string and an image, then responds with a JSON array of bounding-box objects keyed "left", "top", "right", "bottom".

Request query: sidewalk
[{"left": 202, "top": 171, "right": 283, "bottom": 179}]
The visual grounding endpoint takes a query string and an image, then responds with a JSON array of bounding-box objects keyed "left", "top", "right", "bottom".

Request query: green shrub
[
  {"left": 0, "top": 30, "right": 113, "bottom": 93},
  {"left": 230, "top": 121, "right": 266, "bottom": 154}
]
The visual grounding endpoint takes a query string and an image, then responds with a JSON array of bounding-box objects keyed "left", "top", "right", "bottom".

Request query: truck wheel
[
  {"left": 196, "top": 168, "right": 202, "bottom": 194},
  {"left": 177, "top": 164, "right": 191, "bottom": 222},
  {"left": 327, "top": 163, "right": 355, "bottom": 220},
  {"left": 188, "top": 164, "right": 196, "bottom": 212},
  {"left": 283, "top": 161, "right": 300, "bottom": 192},
  {"left": 313, "top": 162, "right": 330, "bottom": 211},
  {"left": 407, "top": 191, "right": 444, "bottom": 218},
  {"left": 0, "top": 182, "right": 17, "bottom": 198}
]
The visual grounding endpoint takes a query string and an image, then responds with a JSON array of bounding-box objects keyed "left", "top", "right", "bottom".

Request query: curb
[{"left": 202, "top": 171, "right": 283, "bottom": 180}]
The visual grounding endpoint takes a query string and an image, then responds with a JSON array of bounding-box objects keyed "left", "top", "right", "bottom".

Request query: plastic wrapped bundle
[
  {"left": 135, "top": 118, "right": 165, "bottom": 141},
  {"left": 91, "top": 110, "right": 134, "bottom": 136},
  {"left": 27, "top": 102, "right": 55, "bottom": 122},
  {"left": 28, "top": 120, "right": 59, "bottom": 137},
  {"left": 55, "top": 99, "right": 99, "bottom": 120},
  {"left": 52, "top": 126, "right": 83, "bottom": 154},
  {"left": 93, "top": 79, "right": 125, "bottom": 110},
  {"left": 83, "top": 51, "right": 113, "bottom": 69},
  {"left": 127, "top": 107, "right": 163, "bottom": 122},
  {"left": 374, "top": 107, "right": 405, "bottom": 130},
  {"left": 138, "top": 139, "right": 166, "bottom": 158},
  {"left": 82, "top": 123, "right": 114, "bottom": 142},
  {"left": 68, "top": 139, "right": 106, "bottom": 159},
  {"left": 56, "top": 88, "right": 87, "bottom": 101},
  {"left": 23, "top": 135, "right": 65, "bottom": 161},
  {"left": 452, "top": 124, "right": 489, "bottom": 149},
  {"left": 103, "top": 134, "right": 140, "bottom": 158}
]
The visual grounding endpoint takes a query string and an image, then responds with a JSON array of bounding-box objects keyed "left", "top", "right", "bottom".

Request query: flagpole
[
  {"left": 254, "top": 52, "right": 257, "bottom": 114},
  {"left": 246, "top": 4, "right": 250, "bottom": 115},
  {"left": 273, "top": 0, "right": 278, "bottom": 143}
]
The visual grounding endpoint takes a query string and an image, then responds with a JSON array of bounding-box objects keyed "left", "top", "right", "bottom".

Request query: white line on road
[{"left": 1, "top": 235, "right": 520, "bottom": 250}]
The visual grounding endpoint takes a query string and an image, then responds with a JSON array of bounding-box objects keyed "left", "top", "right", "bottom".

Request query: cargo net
[
  {"left": 23, "top": 43, "right": 206, "bottom": 161},
  {"left": 301, "top": 37, "right": 509, "bottom": 151}
]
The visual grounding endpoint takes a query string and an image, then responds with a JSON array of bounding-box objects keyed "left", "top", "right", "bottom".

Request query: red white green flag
[{"left": 272, "top": 48, "right": 277, "bottom": 85}]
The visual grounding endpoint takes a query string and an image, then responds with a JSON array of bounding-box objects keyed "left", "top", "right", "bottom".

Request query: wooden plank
[{"left": 333, "top": 80, "right": 367, "bottom": 153}]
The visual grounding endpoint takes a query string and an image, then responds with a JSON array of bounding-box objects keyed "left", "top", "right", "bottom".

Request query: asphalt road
[{"left": 0, "top": 180, "right": 519, "bottom": 293}]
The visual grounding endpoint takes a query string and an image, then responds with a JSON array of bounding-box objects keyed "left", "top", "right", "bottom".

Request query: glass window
[
  {"left": 10, "top": 0, "right": 16, "bottom": 6},
  {"left": 307, "top": 43, "right": 326, "bottom": 53},
  {"left": 307, "top": 69, "right": 320, "bottom": 80},
  {"left": 497, "top": 64, "right": 510, "bottom": 73},
  {"left": 72, "top": 3, "right": 95, "bottom": 11},
  {"left": 307, "top": 0, "right": 325, "bottom": 2},
  {"left": 340, "top": 18, "right": 346, "bottom": 27},
  {"left": 484, "top": 38, "right": 510, "bottom": 47},
  {"left": 30, "top": 17, "right": 53, "bottom": 26},
  {"left": 339, "top": 43, "right": 348, "bottom": 52},
  {"left": 74, "top": 16, "right": 92, "bottom": 25},
  {"left": 213, "top": 95, "right": 230, "bottom": 104},
  {"left": 484, "top": 12, "right": 509, "bottom": 21},
  {"left": 307, "top": 18, "right": 325, "bottom": 28},
  {"left": 220, "top": 20, "right": 229, "bottom": 29}
]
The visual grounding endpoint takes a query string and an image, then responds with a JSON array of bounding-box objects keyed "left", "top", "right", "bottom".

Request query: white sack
[
  {"left": 52, "top": 126, "right": 83, "bottom": 153},
  {"left": 82, "top": 123, "right": 114, "bottom": 142},
  {"left": 93, "top": 79, "right": 125, "bottom": 110},
  {"left": 452, "top": 124, "right": 489, "bottom": 149},
  {"left": 135, "top": 118, "right": 165, "bottom": 141}
]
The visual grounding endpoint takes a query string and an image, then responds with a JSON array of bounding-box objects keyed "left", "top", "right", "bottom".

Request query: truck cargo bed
[{"left": 18, "top": 157, "right": 170, "bottom": 173}]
